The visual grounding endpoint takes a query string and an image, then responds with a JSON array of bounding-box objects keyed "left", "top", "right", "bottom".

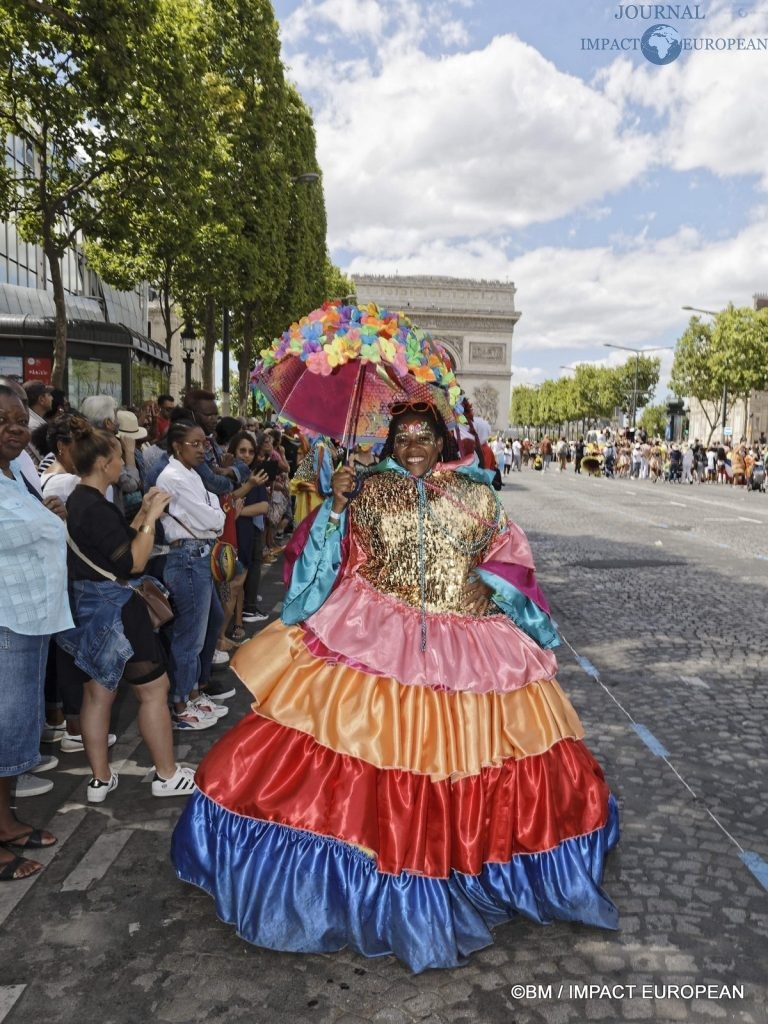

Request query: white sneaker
[
  {"left": 242, "top": 611, "right": 268, "bottom": 623},
  {"left": 190, "top": 695, "right": 228, "bottom": 720},
  {"left": 171, "top": 704, "right": 217, "bottom": 731},
  {"left": 61, "top": 732, "right": 117, "bottom": 754},
  {"left": 87, "top": 773, "right": 118, "bottom": 804},
  {"left": 211, "top": 649, "right": 230, "bottom": 666},
  {"left": 151, "top": 765, "right": 197, "bottom": 798},
  {"left": 30, "top": 755, "right": 59, "bottom": 774},
  {"left": 15, "top": 774, "right": 54, "bottom": 798},
  {"left": 42, "top": 723, "right": 65, "bottom": 743}
]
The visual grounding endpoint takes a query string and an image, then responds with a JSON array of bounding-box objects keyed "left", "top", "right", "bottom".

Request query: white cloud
[
  {"left": 510, "top": 364, "right": 546, "bottom": 385},
  {"left": 597, "top": 4, "right": 768, "bottom": 187},
  {"left": 349, "top": 216, "right": 768, "bottom": 362},
  {"left": 286, "top": 33, "right": 653, "bottom": 250},
  {"left": 509, "top": 218, "right": 768, "bottom": 359},
  {"left": 281, "top": 0, "right": 472, "bottom": 48}
]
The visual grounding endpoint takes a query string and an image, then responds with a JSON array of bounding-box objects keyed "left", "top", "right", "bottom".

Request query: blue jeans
[
  {"left": 164, "top": 541, "right": 218, "bottom": 705},
  {"left": 0, "top": 628, "right": 48, "bottom": 776},
  {"left": 198, "top": 586, "right": 224, "bottom": 688}
]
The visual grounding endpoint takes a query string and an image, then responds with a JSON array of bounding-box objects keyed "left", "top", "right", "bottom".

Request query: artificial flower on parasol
[{"left": 250, "top": 301, "right": 466, "bottom": 449}]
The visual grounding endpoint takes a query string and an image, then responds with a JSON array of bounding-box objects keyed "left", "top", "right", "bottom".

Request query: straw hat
[{"left": 116, "top": 409, "right": 148, "bottom": 441}]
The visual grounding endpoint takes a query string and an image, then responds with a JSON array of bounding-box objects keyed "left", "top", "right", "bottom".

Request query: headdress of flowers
[{"left": 251, "top": 300, "right": 466, "bottom": 425}]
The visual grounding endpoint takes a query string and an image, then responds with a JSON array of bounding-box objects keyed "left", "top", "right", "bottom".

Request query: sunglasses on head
[{"left": 389, "top": 400, "right": 435, "bottom": 416}]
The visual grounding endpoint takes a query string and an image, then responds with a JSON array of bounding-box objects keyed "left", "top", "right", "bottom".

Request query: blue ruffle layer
[{"left": 171, "top": 793, "right": 619, "bottom": 973}]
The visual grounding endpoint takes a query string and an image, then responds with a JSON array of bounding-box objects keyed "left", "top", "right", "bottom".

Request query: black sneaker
[{"left": 198, "top": 679, "right": 237, "bottom": 701}]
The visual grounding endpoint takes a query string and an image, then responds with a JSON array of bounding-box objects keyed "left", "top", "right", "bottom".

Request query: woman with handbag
[
  {"left": 60, "top": 417, "right": 195, "bottom": 803},
  {"left": 156, "top": 422, "right": 229, "bottom": 730}
]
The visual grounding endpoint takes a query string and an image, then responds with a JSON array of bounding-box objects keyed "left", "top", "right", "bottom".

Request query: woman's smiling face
[{"left": 391, "top": 413, "right": 443, "bottom": 478}]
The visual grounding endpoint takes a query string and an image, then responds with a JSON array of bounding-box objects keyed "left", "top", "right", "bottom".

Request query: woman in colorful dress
[
  {"left": 289, "top": 436, "right": 339, "bottom": 528},
  {"left": 172, "top": 399, "right": 619, "bottom": 972}
]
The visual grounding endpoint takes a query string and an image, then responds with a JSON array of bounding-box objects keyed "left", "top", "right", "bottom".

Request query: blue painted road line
[
  {"left": 632, "top": 723, "right": 670, "bottom": 759},
  {"left": 576, "top": 655, "right": 600, "bottom": 679},
  {"left": 739, "top": 851, "right": 768, "bottom": 893}
]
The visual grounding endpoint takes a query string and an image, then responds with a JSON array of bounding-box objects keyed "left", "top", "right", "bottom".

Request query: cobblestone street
[{"left": 1, "top": 473, "right": 767, "bottom": 1024}]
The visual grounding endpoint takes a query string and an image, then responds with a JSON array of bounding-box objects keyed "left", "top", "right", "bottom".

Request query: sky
[{"left": 271, "top": 0, "right": 768, "bottom": 399}]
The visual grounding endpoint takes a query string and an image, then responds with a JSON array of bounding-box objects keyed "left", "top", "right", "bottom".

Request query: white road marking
[
  {"left": 129, "top": 922, "right": 141, "bottom": 935},
  {"left": 670, "top": 501, "right": 686, "bottom": 507},
  {"left": 0, "top": 987, "right": 26, "bottom": 1022},
  {"left": 0, "top": 807, "right": 86, "bottom": 927},
  {"left": 61, "top": 829, "right": 134, "bottom": 892},
  {"left": 679, "top": 675, "right": 710, "bottom": 689},
  {"left": 739, "top": 516, "right": 763, "bottom": 524}
]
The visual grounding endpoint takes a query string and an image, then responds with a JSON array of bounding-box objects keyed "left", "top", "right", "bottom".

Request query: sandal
[
  {"left": 0, "top": 827, "right": 57, "bottom": 851},
  {"left": 0, "top": 853, "right": 42, "bottom": 882}
]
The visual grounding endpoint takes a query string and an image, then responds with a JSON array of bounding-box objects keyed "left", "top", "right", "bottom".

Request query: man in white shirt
[
  {"left": 512, "top": 438, "right": 522, "bottom": 471},
  {"left": 22, "top": 381, "right": 53, "bottom": 432},
  {"left": 491, "top": 435, "right": 506, "bottom": 469}
]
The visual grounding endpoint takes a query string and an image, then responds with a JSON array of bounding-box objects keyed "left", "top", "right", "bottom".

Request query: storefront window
[
  {"left": 131, "top": 359, "right": 168, "bottom": 407},
  {"left": 67, "top": 357, "right": 123, "bottom": 408}
]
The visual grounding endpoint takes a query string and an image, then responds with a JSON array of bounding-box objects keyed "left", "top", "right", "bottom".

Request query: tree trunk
[
  {"left": 238, "top": 302, "right": 254, "bottom": 413},
  {"left": 160, "top": 264, "right": 174, "bottom": 352},
  {"left": 202, "top": 294, "right": 216, "bottom": 392},
  {"left": 45, "top": 239, "right": 67, "bottom": 390}
]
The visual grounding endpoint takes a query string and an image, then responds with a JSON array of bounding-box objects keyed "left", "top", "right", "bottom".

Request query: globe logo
[{"left": 641, "top": 24, "right": 683, "bottom": 65}]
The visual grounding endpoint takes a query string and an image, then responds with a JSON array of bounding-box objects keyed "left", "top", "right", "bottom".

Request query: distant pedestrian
[
  {"left": 540, "top": 435, "right": 553, "bottom": 471},
  {"left": 574, "top": 437, "right": 585, "bottom": 474}
]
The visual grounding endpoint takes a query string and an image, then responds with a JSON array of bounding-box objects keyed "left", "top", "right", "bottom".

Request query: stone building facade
[{"left": 352, "top": 275, "right": 519, "bottom": 429}]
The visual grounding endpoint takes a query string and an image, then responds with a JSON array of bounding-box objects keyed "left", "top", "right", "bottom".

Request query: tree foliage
[
  {"left": 509, "top": 356, "right": 661, "bottom": 433},
  {"left": 0, "top": 0, "right": 337, "bottom": 401},
  {"left": 671, "top": 308, "right": 768, "bottom": 442},
  {"left": 638, "top": 403, "right": 667, "bottom": 438},
  {"left": 0, "top": 0, "right": 167, "bottom": 385}
]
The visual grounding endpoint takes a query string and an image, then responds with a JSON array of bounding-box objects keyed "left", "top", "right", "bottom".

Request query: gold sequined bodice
[{"left": 349, "top": 470, "right": 505, "bottom": 614}]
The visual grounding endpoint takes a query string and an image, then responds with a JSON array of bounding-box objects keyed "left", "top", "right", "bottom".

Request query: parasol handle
[
  {"left": 338, "top": 361, "right": 367, "bottom": 498},
  {"left": 342, "top": 467, "right": 364, "bottom": 499}
]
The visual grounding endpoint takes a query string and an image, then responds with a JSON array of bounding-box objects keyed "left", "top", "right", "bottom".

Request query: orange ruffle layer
[
  {"left": 231, "top": 624, "right": 583, "bottom": 780},
  {"left": 197, "top": 715, "right": 611, "bottom": 878}
]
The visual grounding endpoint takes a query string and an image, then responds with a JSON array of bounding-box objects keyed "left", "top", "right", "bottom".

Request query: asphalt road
[{"left": 1, "top": 471, "right": 766, "bottom": 1024}]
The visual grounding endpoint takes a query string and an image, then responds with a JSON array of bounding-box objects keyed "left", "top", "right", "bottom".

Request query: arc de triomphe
[{"left": 352, "top": 275, "right": 519, "bottom": 430}]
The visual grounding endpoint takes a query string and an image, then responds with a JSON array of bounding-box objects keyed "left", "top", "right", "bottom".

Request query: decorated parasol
[{"left": 251, "top": 302, "right": 465, "bottom": 450}]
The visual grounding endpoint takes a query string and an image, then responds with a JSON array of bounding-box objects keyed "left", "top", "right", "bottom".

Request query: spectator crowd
[
  {"left": 0, "top": 378, "right": 317, "bottom": 881},
  {"left": 489, "top": 427, "right": 768, "bottom": 490}
]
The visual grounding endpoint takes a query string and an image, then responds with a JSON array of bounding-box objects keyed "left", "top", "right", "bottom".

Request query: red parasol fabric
[{"left": 251, "top": 302, "right": 465, "bottom": 447}]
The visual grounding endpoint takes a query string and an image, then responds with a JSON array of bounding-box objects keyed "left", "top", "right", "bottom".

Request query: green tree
[
  {"left": 325, "top": 259, "right": 355, "bottom": 305},
  {"left": 84, "top": 0, "right": 218, "bottom": 352},
  {"left": 573, "top": 364, "right": 606, "bottom": 426},
  {"left": 711, "top": 305, "right": 768, "bottom": 435},
  {"left": 638, "top": 403, "right": 667, "bottom": 439},
  {"left": 510, "top": 385, "right": 539, "bottom": 434},
  {"left": 670, "top": 316, "right": 724, "bottom": 443},
  {"left": 612, "top": 356, "right": 661, "bottom": 422},
  {"left": 0, "top": 0, "right": 163, "bottom": 386}
]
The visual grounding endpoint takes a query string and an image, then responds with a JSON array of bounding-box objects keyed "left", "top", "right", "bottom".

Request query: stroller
[{"left": 749, "top": 461, "right": 766, "bottom": 492}]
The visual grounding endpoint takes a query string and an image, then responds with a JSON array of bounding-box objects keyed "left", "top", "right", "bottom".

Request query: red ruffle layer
[{"left": 196, "top": 715, "right": 611, "bottom": 878}]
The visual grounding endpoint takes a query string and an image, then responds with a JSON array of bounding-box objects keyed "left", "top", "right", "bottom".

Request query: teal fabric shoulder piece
[{"left": 282, "top": 500, "right": 347, "bottom": 625}]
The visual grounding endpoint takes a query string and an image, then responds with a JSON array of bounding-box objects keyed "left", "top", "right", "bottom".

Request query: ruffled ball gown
[{"left": 171, "top": 456, "right": 619, "bottom": 973}]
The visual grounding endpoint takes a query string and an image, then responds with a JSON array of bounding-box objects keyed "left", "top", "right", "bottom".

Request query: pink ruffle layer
[{"left": 305, "top": 575, "right": 559, "bottom": 693}]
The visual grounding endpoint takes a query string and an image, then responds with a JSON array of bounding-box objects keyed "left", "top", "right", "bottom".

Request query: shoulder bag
[{"left": 65, "top": 534, "right": 174, "bottom": 630}]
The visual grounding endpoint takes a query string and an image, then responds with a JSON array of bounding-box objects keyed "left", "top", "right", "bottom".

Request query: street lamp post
[
  {"left": 181, "top": 323, "right": 196, "bottom": 395},
  {"left": 681, "top": 306, "right": 727, "bottom": 440},
  {"left": 603, "top": 343, "right": 672, "bottom": 430}
]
